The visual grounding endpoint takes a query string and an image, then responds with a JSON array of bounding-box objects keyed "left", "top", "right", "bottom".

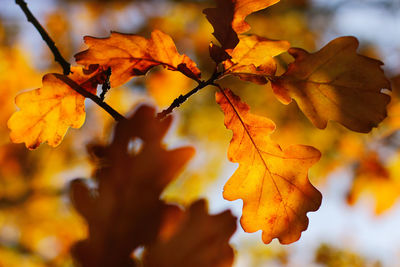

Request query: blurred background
[{"left": 0, "top": 0, "right": 400, "bottom": 266}]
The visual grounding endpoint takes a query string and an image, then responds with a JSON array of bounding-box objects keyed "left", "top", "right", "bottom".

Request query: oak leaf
[
  {"left": 270, "top": 36, "right": 391, "bottom": 133},
  {"left": 70, "top": 105, "right": 195, "bottom": 266},
  {"left": 204, "top": 0, "right": 280, "bottom": 55},
  {"left": 7, "top": 67, "right": 103, "bottom": 149},
  {"left": 216, "top": 88, "right": 321, "bottom": 244},
  {"left": 144, "top": 200, "right": 236, "bottom": 267},
  {"left": 223, "top": 34, "right": 290, "bottom": 84},
  {"left": 75, "top": 30, "right": 201, "bottom": 87}
]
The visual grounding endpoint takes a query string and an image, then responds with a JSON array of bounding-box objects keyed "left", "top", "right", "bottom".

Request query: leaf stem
[
  {"left": 157, "top": 70, "right": 222, "bottom": 119},
  {"left": 15, "top": 0, "right": 71, "bottom": 75}
]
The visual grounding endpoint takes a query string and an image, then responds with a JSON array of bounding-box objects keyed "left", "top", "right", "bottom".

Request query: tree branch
[
  {"left": 15, "top": 0, "right": 71, "bottom": 75},
  {"left": 55, "top": 74, "right": 126, "bottom": 122},
  {"left": 15, "top": 0, "right": 127, "bottom": 121},
  {"left": 16, "top": 0, "right": 218, "bottom": 122},
  {"left": 157, "top": 70, "right": 221, "bottom": 119}
]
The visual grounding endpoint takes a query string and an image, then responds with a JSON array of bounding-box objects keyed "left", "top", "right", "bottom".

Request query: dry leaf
[
  {"left": 204, "top": 0, "right": 280, "bottom": 51},
  {"left": 75, "top": 30, "right": 201, "bottom": 87},
  {"left": 271, "top": 36, "right": 391, "bottom": 133},
  {"left": 223, "top": 34, "right": 290, "bottom": 84},
  {"left": 70, "top": 105, "right": 195, "bottom": 266},
  {"left": 144, "top": 200, "right": 236, "bottom": 267},
  {"left": 216, "top": 88, "right": 321, "bottom": 244},
  {"left": 7, "top": 67, "right": 103, "bottom": 149}
]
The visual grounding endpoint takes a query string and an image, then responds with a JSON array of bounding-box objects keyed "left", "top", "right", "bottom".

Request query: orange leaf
[
  {"left": 216, "top": 88, "right": 321, "bottom": 244},
  {"left": 223, "top": 34, "right": 290, "bottom": 84},
  {"left": 75, "top": 30, "right": 201, "bottom": 87},
  {"left": 204, "top": 0, "right": 280, "bottom": 52},
  {"left": 144, "top": 200, "right": 236, "bottom": 267},
  {"left": 7, "top": 67, "right": 101, "bottom": 149},
  {"left": 270, "top": 36, "right": 391, "bottom": 133}
]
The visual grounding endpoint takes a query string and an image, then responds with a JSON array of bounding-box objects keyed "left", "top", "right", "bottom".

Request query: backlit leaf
[
  {"left": 204, "top": 0, "right": 280, "bottom": 51},
  {"left": 270, "top": 36, "right": 391, "bottom": 133},
  {"left": 216, "top": 88, "right": 321, "bottom": 244},
  {"left": 75, "top": 30, "right": 201, "bottom": 87},
  {"left": 223, "top": 34, "right": 290, "bottom": 84},
  {"left": 7, "top": 67, "right": 103, "bottom": 149}
]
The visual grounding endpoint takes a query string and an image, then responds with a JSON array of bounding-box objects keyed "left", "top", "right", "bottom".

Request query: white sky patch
[{"left": 311, "top": 0, "right": 400, "bottom": 72}]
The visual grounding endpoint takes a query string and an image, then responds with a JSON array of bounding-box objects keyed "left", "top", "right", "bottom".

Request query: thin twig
[
  {"left": 15, "top": 0, "right": 127, "bottom": 121},
  {"left": 16, "top": 0, "right": 71, "bottom": 75},
  {"left": 55, "top": 74, "right": 126, "bottom": 122},
  {"left": 157, "top": 70, "right": 221, "bottom": 119}
]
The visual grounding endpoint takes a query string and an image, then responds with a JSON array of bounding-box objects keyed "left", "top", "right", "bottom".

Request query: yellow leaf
[
  {"left": 223, "top": 34, "right": 290, "bottom": 84},
  {"left": 271, "top": 36, "right": 391, "bottom": 133},
  {"left": 216, "top": 88, "right": 321, "bottom": 244},
  {"left": 7, "top": 67, "right": 100, "bottom": 149}
]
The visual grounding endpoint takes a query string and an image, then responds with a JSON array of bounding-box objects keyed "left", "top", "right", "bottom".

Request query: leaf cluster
[{"left": 7, "top": 0, "right": 394, "bottom": 263}]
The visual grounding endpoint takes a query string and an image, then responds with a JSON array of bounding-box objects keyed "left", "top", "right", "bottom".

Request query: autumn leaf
[
  {"left": 75, "top": 30, "right": 201, "bottom": 87},
  {"left": 223, "top": 34, "right": 290, "bottom": 84},
  {"left": 203, "top": 0, "right": 280, "bottom": 53},
  {"left": 270, "top": 36, "right": 391, "bottom": 133},
  {"left": 70, "top": 105, "right": 195, "bottom": 266},
  {"left": 144, "top": 200, "right": 236, "bottom": 267},
  {"left": 216, "top": 88, "right": 321, "bottom": 244},
  {"left": 7, "top": 67, "right": 104, "bottom": 149}
]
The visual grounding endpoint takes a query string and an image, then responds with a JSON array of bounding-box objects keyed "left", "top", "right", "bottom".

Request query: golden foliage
[
  {"left": 204, "top": 0, "right": 280, "bottom": 51},
  {"left": 75, "top": 30, "right": 201, "bottom": 87},
  {"left": 216, "top": 88, "right": 321, "bottom": 244},
  {"left": 271, "top": 36, "right": 391, "bottom": 133},
  {"left": 3, "top": 0, "right": 399, "bottom": 265},
  {"left": 223, "top": 34, "right": 290, "bottom": 84},
  {"left": 7, "top": 67, "right": 103, "bottom": 149}
]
